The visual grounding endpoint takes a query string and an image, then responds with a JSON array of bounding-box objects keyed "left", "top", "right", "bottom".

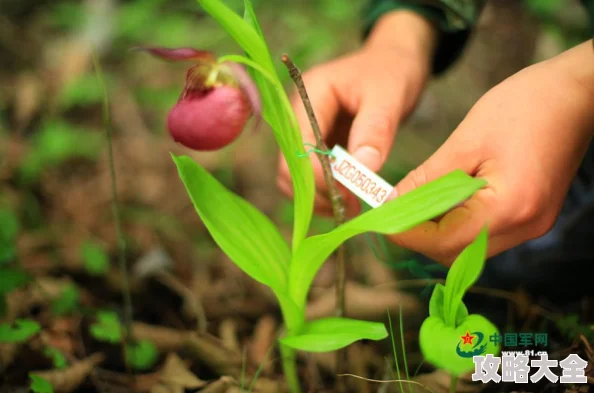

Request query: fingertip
[
  {"left": 352, "top": 145, "right": 383, "bottom": 173},
  {"left": 385, "top": 187, "right": 398, "bottom": 202}
]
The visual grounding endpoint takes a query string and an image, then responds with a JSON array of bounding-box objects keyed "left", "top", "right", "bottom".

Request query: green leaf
[
  {"left": 428, "top": 283, "right": 445, "bottom": 319},
  {"left": 51, "top": 283, "right": 80, "bottom": 315},
  {"left": 243, "top": 0, "right": 264, "bottom": 39},
  {"left": 29, "top": 374, "right": 54, "bottom": 393},
  {"left": 0, "top": 267, "right": 31, "bottom": 294},
  {"left": 443, "top": 227, "right": 488, "bottom": 327},
  {"left": 19, "top": 121, "right": 103, "bottom": 183},
  {"left": 57, "top": 73, "right": 108, "bottom": 109},
  {"left": 80, "top": 240, "right": 109, "bottom": 276},
  {"left": 0, "top": 241, "right": 16, "bottom": 266},
  {"left": 43, "top": 347, "right": 68, "bottom": 369},
  {"left": 0, "top": 208, "right": 19, "bottom": 242},
  {"left": 429, "top": 283, "right": 468, "bottom": 324},
  {"left": 456, "top": 301, "right": 469, "bottom": 326},
  {"left": 419, "top": 313, "right": 499, "bottom": 376},
  {"left": 197, "top": 0, "right": 269, "bottom": 66},
  {"left": 0, "top": 319, "right": 41, "bottom": 342},
  {"left": 0, "top": 295, "right": 6, "bottom": 317},
  {"left": 126, "top": 339, "right": 159, "bottom": 371},
  {"left": 289, "top": 170, "right": 486, "bottom": 308},
  {"left": 90, "top": 311, "right": 122, "bottom": 343},
  {"left": 526, "top": 0, "right": 562, "bottom": 17},
  {"left": 172, "top": 154, "right": 289, "bottom": 291},
  {"left": 197, "top": 0, "right": 315, "bottom": 252},
  {"left": 279, "top": 317, "right": 388, "bottom": 352}
]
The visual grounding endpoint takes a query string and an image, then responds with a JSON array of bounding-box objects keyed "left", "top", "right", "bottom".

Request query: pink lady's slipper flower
[{"left": 139, "top": 47, "right": 261, "bottom": 151}]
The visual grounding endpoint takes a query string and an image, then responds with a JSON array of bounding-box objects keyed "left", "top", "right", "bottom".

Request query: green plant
[
  {"left": 0, "top": 236, "right": 51, "bottom": 345},
  {"left": 89, "top": 310, "right": 159, "bottom": 371},
  {"left": 43, "top": 347, "right": 68, "bottom": 369},
  {"left": 29, "top": 374, "right": 54, "bottom": 393},
  {"left": 80, "top": 240, "right": 109, "bottom": 276},
  {"left": 51, "top": 283, "right": 80, "bottom": 316},
  {"left": 418, "top": 227, "right": 500, "bottom": 383},
  {"left": 0, "top": 208, "right": 19, "bottom": 265},
  {"left": 18, "top": 120, "right": 104, "bottom": 184},
  {"left": 0, "top": 319, "right": 41, "bottom": 342},
  {"left": 167, "top": 1, "right": 488, "bottom": 392}
]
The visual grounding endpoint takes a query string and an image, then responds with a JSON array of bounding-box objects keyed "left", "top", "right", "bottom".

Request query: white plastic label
[{"left": 329, "top": 145, "right": 394, "bottom": 208}]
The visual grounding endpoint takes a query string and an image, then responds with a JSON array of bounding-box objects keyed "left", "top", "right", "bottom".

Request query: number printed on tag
[{"left": 329, "top": 145, "right": 394, "bottom": 208}]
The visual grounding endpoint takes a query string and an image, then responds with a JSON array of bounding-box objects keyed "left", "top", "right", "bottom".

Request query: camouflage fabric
[{"left": 363, "top": 0, "right": 594, "bottom": 74}]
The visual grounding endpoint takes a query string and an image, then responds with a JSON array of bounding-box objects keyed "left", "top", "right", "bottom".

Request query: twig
[
  {"left": 92, "top": 52, "right": 135, "bottom": 363},
  {"left": 281, "top": 54, "right": 349, "bottom": 386},
  {"left": 375, "top": 279, "right": 559, "bottom": 321}
]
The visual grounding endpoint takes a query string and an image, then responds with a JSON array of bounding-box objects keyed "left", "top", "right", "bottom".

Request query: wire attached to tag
[{"left": 296, "top": 143, "right": 335, "bottom": 159}]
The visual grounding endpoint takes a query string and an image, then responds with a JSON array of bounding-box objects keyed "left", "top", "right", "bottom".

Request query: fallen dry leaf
[
  {"left": 30, "top": 353, "right": 105, "bottom": 393},
  {"left": 150, "top": 353, "right": 206, "bottom": 393},
  {"left": 184, "top": 332, "right": 243, "bottom": 378},
  {"left": 306, "top": 281, "right": 423, "bottom": 322},
  {"left": 198, "top": 376, "right": 237, "bottom": 393},
  {"left": 248, "top": 314, "right": 277, "bottom": 376}
]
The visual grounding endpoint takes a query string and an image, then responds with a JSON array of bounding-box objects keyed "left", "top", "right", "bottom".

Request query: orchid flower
[{"left": 138, "top": 47, "right": 261, "bottom": 151}]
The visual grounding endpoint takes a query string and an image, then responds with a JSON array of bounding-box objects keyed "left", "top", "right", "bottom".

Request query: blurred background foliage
[
  {"left": 0, "top": 1, "right": 593, "bottom": 390},
  {"left": 0, "top": 0, "right": 592, "bottom": 298}
]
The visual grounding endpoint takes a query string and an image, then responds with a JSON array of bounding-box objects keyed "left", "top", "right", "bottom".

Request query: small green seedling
[
  {"left": 43, "top": 347, "right": 68, "bottom": 369},
  {"left": 169, "top": 1, "right": 488, "bottom": 392},
  {"left": 0, "top": 319, "right": 41, "bottom": 343},
  {"left": 89, "top": 310, "right": 159, "bottom": 371},
  {"left": 419, "top": 227, "right": 501, "bottom": 377},
  {"left": 29, "top": 374, "right": 54, "bottom": 393},
  {"left": 51, "top": 283, "right": 80, "bottom": 316},
  {"left": 80, "top": 240, "right": 109, "bottom": 276},
  {"left": 90, "top": 310, "right": 122, "bottom": 344}
]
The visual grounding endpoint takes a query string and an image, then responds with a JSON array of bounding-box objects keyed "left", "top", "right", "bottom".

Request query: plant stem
[
  {"left": 449, "top": 375, "right": 458, "bottom": 393},
  {"left": 92, "top": 52, "right": 135, "bottom": 350},
  {"left": 280, "top": 343, "right": 301, "bottom": 393},
  {"left": 281, "top": 54, "right": 349, "bottom": 388}
]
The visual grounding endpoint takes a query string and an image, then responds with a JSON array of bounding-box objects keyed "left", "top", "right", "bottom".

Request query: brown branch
[{"left": 281, "top": 54, "right": 348, "bottom": 389}]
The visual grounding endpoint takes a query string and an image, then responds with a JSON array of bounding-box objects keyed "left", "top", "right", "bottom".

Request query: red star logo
[{"left": 461, "top": 332, "right": 475, "bottom": 345}]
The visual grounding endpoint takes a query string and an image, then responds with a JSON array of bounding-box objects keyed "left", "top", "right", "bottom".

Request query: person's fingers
[
  {"left": 277, "top": 64, "right": 367, "bottom": 217},
  {"left": 346, "top": 78, "right": 405, "bottom": 174},
  {"left": 386, "top": 188, "right": 497, "bottom": 265},
  {"left": 384, "top": 134, "right": 492, "bottom": 264},
  {"left": 389, "top": 130, "right": 483, "bottom": 199}
]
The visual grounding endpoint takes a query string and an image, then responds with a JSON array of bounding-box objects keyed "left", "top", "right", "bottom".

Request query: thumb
[
  {"left": 389, "top": 135, "right": 479, "bottom": 199},
  {"left": 385, "top": 138, "right": 491, "bottom": 264},
  {"left": 346, "top": 86, "right": 404, "bottom": 174}
]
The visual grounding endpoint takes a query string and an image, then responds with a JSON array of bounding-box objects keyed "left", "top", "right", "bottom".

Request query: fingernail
[
  {"left": 386, "top": 187, "right": 398, "bottom": 201},
  {"left": 352, "top": 146, "right": 382, "bottom": 172}
]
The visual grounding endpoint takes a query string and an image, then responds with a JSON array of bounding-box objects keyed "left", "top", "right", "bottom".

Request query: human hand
[
  {"left": 277, "top": 11, "right": 437, "bottom": 218},
  {"left": 386, "top": 40, "right": 594, "bottom": 264}
]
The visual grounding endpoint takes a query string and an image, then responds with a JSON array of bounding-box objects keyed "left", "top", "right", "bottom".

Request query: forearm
[
  {"left": 546, "top": 40, "right": 594, "bottom": 134},
  {"left": 549, "top": 40, "right": 594, "bottom": 97},
  {"left": 362, "top": 0, "right": 487, "bottom": 74},
  {"left": 364, "top": 10, "right": 438, "bottom": 69}
]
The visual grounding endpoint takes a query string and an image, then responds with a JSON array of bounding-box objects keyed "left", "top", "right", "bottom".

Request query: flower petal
[
  {"left": 223, "top": 62, "right": 262, "bottom": 133},
  {"left": 132, "top": 46, "right": 216, "bottom": 62}
]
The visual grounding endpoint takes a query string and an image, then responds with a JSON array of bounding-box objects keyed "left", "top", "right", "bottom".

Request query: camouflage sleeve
[
  {"left": 364, "top": 0, "right": 594, "bottom": 76},
  {"left": 362, "top": 0, "right": 487, "bottom": 75}
]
